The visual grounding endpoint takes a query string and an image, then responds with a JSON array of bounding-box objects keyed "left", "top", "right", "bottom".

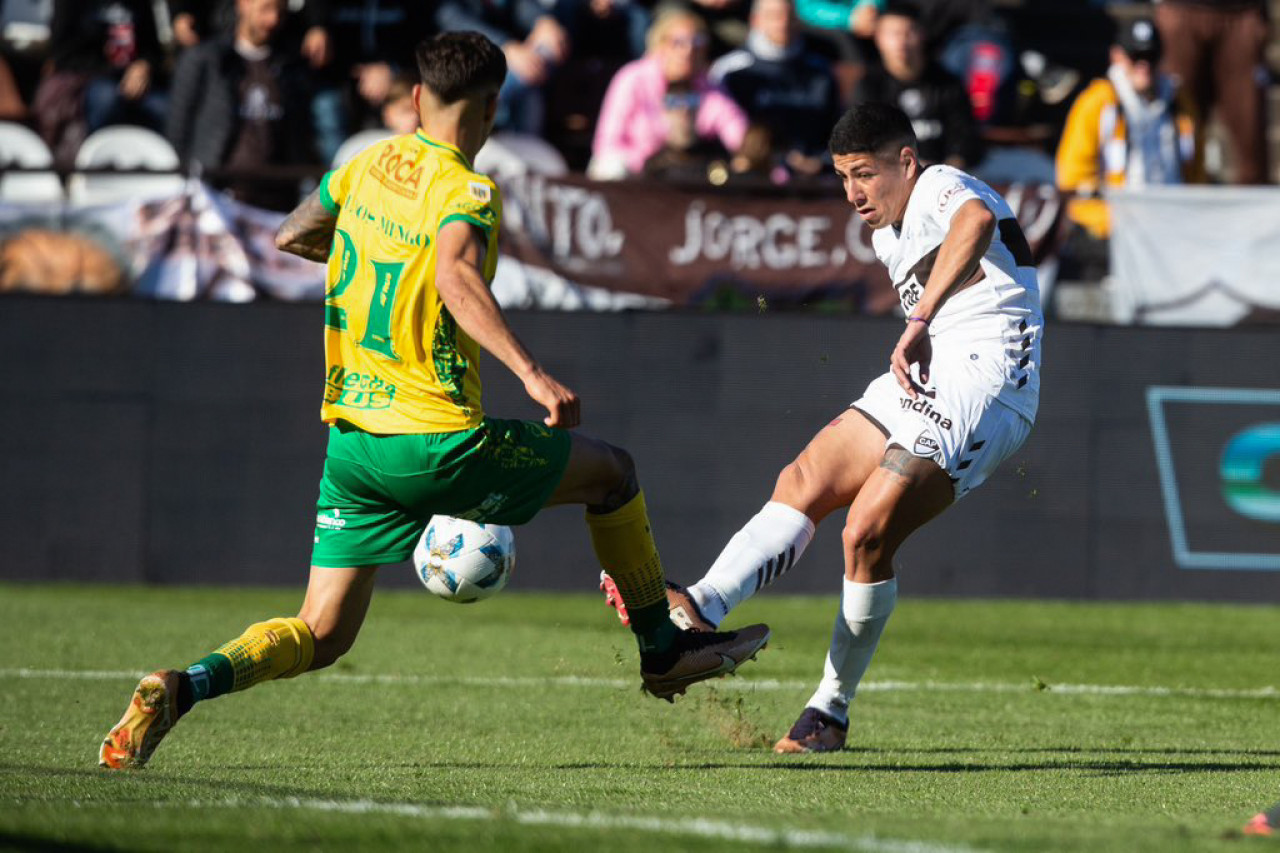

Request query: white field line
[
  {"left": 2, "top": 667, "right": 1279, "bottom": 700},
  {"left": 40, "top": 796, "right": 983, "bottom": 853}
]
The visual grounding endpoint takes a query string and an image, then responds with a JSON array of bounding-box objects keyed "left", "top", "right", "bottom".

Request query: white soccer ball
[{"left": 413, "top": 515, "right": 515, "bottom": 603}]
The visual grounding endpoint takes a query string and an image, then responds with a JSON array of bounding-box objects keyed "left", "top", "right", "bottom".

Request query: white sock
[
  {"left": 687, "top": 501, "right": 816, "bottom": 627},
  {"left": 805, "top": 577, "right": 898, "bottom": 727}
]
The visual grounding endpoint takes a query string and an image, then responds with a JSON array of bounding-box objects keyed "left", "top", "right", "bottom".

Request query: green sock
[
  {"left": 185, "top": 653, "right": 234, "bottom": 703},
  {"left": 628, "top": 602, "right": 678, "bottom": 654}
]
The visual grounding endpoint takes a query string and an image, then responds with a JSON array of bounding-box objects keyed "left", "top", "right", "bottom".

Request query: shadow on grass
[
  {"left": 386, "top": 757, "right": 1280, "bottom": 776},
  {"left": 0, "top": 762, "right": 337, "bottom": 801},
  {"left": 0, "top": 832, "right": 117, "bottom": 852},
  {"left": 849, "top": 745, "right": 1280, "bottom": 758}
]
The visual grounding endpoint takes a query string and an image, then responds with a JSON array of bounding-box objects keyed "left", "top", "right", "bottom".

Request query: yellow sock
[
  {"left": 211, "top": 616, "right": 315, "bottom": 693},
  {"left": 586, "top": 491, "right": 674, "bottom": 647}
]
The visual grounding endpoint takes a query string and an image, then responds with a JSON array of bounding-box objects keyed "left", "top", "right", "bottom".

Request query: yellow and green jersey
[{"left": 316, "top": 130, "right": 501, "bottom": 434}]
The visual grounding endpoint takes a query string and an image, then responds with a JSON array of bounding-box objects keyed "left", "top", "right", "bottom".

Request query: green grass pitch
[{"left": 2, "top": 582, "right": 1279, "bottom": 852}]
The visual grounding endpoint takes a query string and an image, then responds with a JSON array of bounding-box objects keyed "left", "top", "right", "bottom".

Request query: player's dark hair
[
  {"left": 415, "top": 32, "right": 507, "bottom": 104},
  {"left": 828, "top": 103, "right": 918, "bottom": 158}
]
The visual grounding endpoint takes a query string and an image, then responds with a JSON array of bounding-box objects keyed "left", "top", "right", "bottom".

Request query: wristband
[{"left": 907, "top": 316, "right": 929, "bottom": 326}]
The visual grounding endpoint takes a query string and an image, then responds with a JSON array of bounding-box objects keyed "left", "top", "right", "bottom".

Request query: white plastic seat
[
  {"left": 0, "top": 120, "right": 63, "bottom": 203},
  {"left": 476, "top": 132, "right": 568, "bottom": 178},
  {"left": 68, "top": 125, "right": 184, "bottom": 206},
  {"left": 332, "top": 129, "right": 394, "bottom": 167}
]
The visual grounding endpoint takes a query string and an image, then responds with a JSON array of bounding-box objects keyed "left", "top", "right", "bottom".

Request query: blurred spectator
[
  {"left": 560, "top": 0, "right": 650, "bottom": 61},
  {"left": 642, "top": 82, "right": 732, "bottom": 181},
  {"left": 167, "top": 0, "right": 314, "bottom": 210},
  {"left": 1055, "top": 17, "right": 1201, "bottom": 279},
  {"left": 853, "top": 1, "right": 981, "bottom": 168},
  {"left": 0, "top": 54, "right": 26, "bottom": 119},
  {"left": 34, "top": 0, "right": 167, "bottom": 160},
  {"left": 309, "top": 0, "right": 435, "bottom": 163},
  {"left": 1, "top": 0, "right": 53, "bottom": 109},
  {"left": 710, "top": 0, "right": 841, "bottom": 178},
  {"left": 167, "top": 0, "right": 319, "bottom": 51},
  {"left": 381, "top": 74, "right": 420, "bottom": 136},
  {"left": 920, "top": 0, "right": 1014, "bottom": 125},
  {"left": 1154, "top": 0, "right": 1269, "bottom": 184},
  {"left": 168, "top": 0, "right": 237, "bottom": 47},
  {"left": 437, "top": 0, "right": 570, "bottom": 136},
  {"left": 590, "top": 7, "right": 747, "bottom": 179},
  {"left": 686, "top": 0, "right": 751, "bottom": 55}
]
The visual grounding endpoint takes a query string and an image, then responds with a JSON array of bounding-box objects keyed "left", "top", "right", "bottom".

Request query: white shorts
[{"left": 850, "top": 352, "right": 1033, "bottom": 500}]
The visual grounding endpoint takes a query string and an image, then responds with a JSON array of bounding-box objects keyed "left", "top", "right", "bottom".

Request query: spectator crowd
[{"left": 0, "top": 0, "right": 1273, "bottom": 284}]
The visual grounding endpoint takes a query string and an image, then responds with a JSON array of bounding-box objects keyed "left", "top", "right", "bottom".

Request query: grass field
[{"left": 3, "top": 582, "right": 1279, "bottom": 852}]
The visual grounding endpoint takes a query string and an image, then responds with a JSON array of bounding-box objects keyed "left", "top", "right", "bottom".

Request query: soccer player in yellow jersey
[{"left": 98, "top": 31, "right": 770, "bottom": 770}]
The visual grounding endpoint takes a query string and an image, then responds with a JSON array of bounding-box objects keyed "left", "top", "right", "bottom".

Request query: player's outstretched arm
[
  {"left": 275, "top": 188, "right": 338, "bottom": 262},
  {"left": 435, "top": 219, "right": 580, "bottom": 429},
  {"left": 890, "top": 199, "right": 995, "bottom": 397}
]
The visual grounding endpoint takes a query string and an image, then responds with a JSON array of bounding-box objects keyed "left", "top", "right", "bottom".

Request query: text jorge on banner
[{"left": 496, "top": 174, "right": 1064, "bottom": 311}]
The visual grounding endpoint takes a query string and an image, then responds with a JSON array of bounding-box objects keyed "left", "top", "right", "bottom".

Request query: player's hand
[
  {"left": 890, "top": 319, "right": 932, "bottom": 399},
  {"left": 523, "top": 368, "right": 580, "bottom": 429},
  {"left": 849, "top": 2, "right": 878, "bottom": 36},
  {"left": 504, "top": 42, "right": 549, "bottom": 85},
  {"left": 119, "top": 61, "right": 150, "bottom": 100},
  {"left": 528, "top": 17, "right": 570, "bottom": 65}
]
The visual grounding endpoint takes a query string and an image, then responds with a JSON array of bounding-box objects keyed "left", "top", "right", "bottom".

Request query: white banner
[
  {"left": 0, "top": 181, "right": 659, "bottom": 310},
  {"left": 1109, "top": 185, "right": 1280, "bottom": 326}
]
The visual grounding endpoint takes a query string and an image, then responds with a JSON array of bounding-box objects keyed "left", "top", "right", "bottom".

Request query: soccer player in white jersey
[{"left": 604, "top": 102, "right": 1044, "bottom": 752}]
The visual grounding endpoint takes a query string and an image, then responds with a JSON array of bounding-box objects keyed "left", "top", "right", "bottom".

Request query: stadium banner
[
  {"left": 4, "top": 297, "right": 1280, "bottom": 603},
  {"left": 1109, "top": 185, "right": 1280, "bottom": 326},
  {"left": 0, "top": 178, "right": 1065, "bottom": 311},
  {"left": 496, "top": 174, "right": 1064, "bottom": 310}
]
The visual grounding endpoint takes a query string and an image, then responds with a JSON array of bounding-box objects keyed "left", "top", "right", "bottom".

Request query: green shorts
[{"left": 311, "top": 417, "right": 572, "bottom": 568}]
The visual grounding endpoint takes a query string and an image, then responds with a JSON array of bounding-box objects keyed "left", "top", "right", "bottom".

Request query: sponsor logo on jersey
[
  {"left": 913, "top": 431, "right": 940, "bottom": 457},
  {"left": 893, "top": 245, "right": 941, "bottom": 314},
  {"left": 324, "top": 366, "right": 397, "bottom": 410},
  {"left": 899, "top": 277, "right": 922, "bottom": 310},
  {"left": 316, "top": 509, "right": 347, "bottom": 530},
  {"left": 900, "top": 396, "right": 953, "bottom": 430},
  {"left": 371, "top": 143, "right": 424, "bottom": 199},
  {"left": 468, "top": 181, "right": 492, "bottom": 203}
]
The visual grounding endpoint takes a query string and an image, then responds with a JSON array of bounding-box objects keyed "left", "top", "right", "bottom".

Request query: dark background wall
[{"left": 3, "top": 296, "right": 1279, "bottom": 601}]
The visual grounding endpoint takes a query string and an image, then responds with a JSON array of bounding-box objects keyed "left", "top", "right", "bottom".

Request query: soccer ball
[{"left": 413, "top": 515, "right": 515, "bottom": 603}]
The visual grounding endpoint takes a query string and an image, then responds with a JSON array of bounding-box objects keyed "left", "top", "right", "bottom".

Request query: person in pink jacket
[{"left": 590, "top": 7, "right": 749, "bottom": 179}]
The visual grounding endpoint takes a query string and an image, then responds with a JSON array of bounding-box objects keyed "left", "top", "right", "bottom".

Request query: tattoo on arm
[{"left": 275, "top": 188, "right": 337, "bottom": 262}]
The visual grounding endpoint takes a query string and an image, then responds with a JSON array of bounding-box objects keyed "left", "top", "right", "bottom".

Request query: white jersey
[{"left": 871, "top": 165, "right": 1043, "bottom": 423}]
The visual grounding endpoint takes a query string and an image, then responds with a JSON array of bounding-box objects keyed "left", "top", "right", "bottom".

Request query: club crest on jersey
[
  {"left": 937, "top": 182, "right": 963, "bottom": 214},
  {"left": 900, "top": 396, "right": 952, "bottom": 430},
  {"left": 468, "top": 181, "right": 491, "bottom": 203},
  {"left": 913, "top": 431, "right": 941, "bottom": 458}
]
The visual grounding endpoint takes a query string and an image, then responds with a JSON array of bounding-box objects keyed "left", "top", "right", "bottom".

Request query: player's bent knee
[
  {"left": 773, "top": 458, "right": 816, "bottom": 507},
  {"left": 842, "top": 515, "right": 886, "bottom": 560},
  {"left": 593, "top": 443, "right": 638, "bottom": 512}
]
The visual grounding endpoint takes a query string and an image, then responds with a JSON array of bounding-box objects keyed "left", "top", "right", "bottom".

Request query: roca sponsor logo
[{"left": 900, "top": 396, "right": 953, "bottom": 430}]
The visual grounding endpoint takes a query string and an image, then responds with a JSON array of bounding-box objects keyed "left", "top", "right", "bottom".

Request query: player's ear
[
  {"left": 412, "top": 83, "right": 422, "bottom": 114},
  {"left": 900, "top": 145, "right": 918, "bottom": 178}
]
